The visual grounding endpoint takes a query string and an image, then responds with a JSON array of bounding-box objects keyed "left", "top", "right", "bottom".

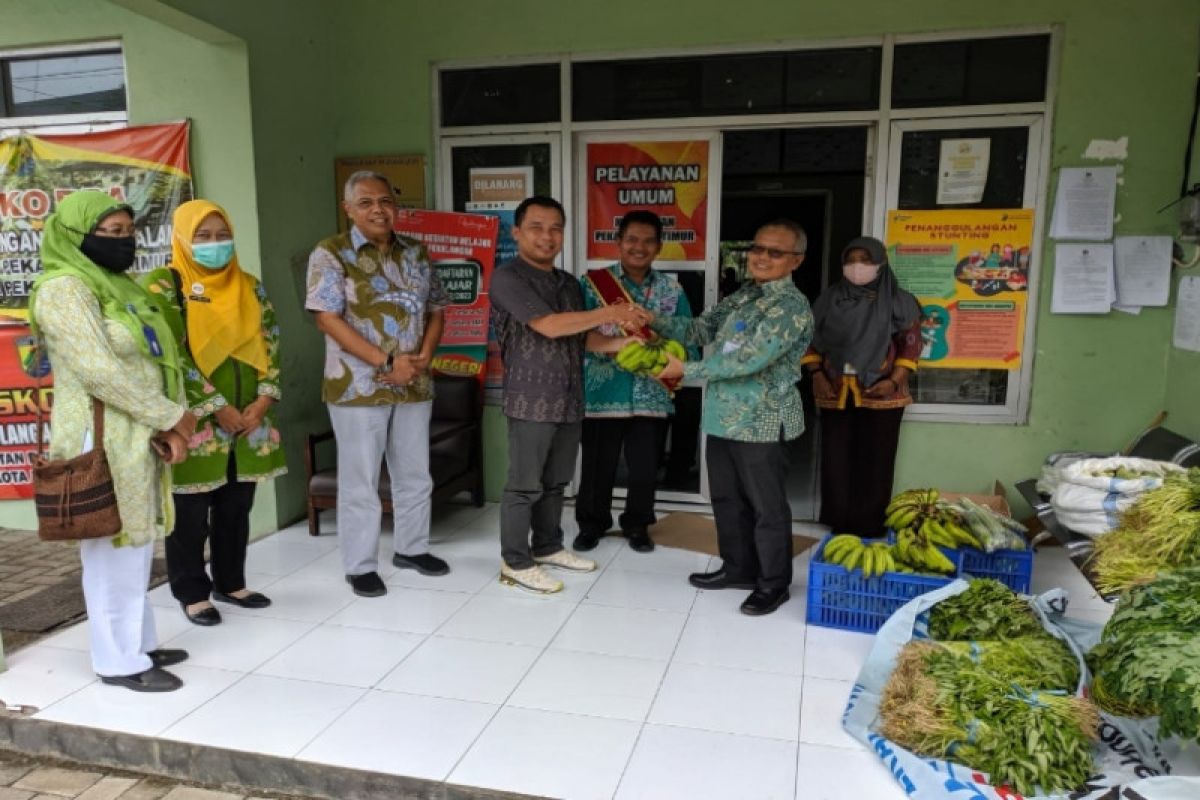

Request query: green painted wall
[
  {"left": 1163, "top": 120, "right": 1200, "bottom": 444},
  {"left": 328, "top": 0, "right": 1199, "bottom": 513}
]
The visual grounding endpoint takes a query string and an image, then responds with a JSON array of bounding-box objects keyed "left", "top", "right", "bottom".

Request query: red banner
[
  {"left": 586, "top": 140, "right": 709, "bottom": 262},
  {"left": 393, "top": 209, "right": 500, "bottom": 386}
]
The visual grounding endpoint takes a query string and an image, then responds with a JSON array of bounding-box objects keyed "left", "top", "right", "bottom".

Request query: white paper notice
[
  {"left": 1050, "top": 167, "right": 1118, "bottom": 241},
  {"left": 936, "top": 138, "right": 990, "bottom": 205},
  {"left": 1114, "top": 235, "right": 1172, "bottom": 307},
  {"left": 1174, "top": 276, "right": 1200, "bottom": 352},
  {"left": 1052, "top": 243, "right": 1115, "bottom": 314}
]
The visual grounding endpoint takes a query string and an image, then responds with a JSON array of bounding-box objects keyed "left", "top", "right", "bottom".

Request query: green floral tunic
[{"left": 144, "top": 268, "right": 286, "bottom": 493}]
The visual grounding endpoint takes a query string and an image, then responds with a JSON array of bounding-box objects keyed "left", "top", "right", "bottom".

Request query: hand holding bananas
[{"left": 615, "top": 338, "right": 687, "bottom": 379}]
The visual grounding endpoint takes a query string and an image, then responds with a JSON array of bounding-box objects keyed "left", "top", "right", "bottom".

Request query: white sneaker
[
  {"left": 500, "top": 563, "right": 564, "bottom": 594},
  {"left": 535, "top": 549, "right": 597, "bottom": 573}
]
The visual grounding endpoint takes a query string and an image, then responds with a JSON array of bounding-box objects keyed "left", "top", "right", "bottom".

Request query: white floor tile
[
  {"left": 550, "top": 604, "right": 687, "bottom": 661},
  {"left": 160, "top": 673, "right": 364, "bottom": 757},
  {"left": 673, "top": 613, "right": 805, "bottom": 675},
  {"left": 584, "top": 569, "right": 698, "bottom": 613},
  {"left": 298, "top": 690, "right": 497, "bottom": 780},
  {"left": 35, "top": 663, "right": 242, "bottom": 736},
  {"left": 795, "top": 742, "right": 908, "bottom": 799},
  {"left": 802, "top": 625, "right": 873, "bottom": 681},
  {"left": 242, "top": 537, "right": 331, "bottom": 576},
  {"left": 606, "top": 543, "right": 712, "bottom": 576},
  {"left": 438, "top": 594, "right": 576, "bottom": 647},
  {"left": 509, "top": 649, "right": 666, "bottom": 721},
  {"left": 377, "top": 636, "right": 541, "bottom": 704},
  {"left": 450, "top": 706, "right": 640, "bottom": 800},
  {"left": 0, "top": 646, "right": 96, "bottom": 709},
  {"left": 649, "top": 661, "right": 801, "bottom": 741},
  {"left": 218, "top": 573, "right": 355, "bottom": 624},
  {"left": 798, "top": 677, "right": 858, "bottom": 749},
  {"left": 324, "top": 586, "right": 469, "bottom": 634},
  {"left": 385, "top": 554, "right": 498, "bottom": 594},
  {"left": 616, "top": 724, "right": 797, "bottom": 800},
  {"left": 255, "top": 625, "right": 423, "bottom": 688},
  {"left": 147, "top": 579, "right": 178, "bottom": 609},
  {"left": 689, "top": 586, "right": 808, "bottom": 622},
  {"left": 161, "top": 615, "right": 315, "bottom": 673},
  {"left": 39, "top": 604, "right": 192, "bottom": 654}
]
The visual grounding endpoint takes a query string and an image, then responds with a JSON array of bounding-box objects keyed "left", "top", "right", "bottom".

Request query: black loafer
[
  {"left": 740, "top": 588, "right": 791, "bottom": 616},
  {"left": 148, "top": 648, "right": 188, "bottom": 669},
  {"left": 100, "top": 667, "right": 183, "bottom": 693},
  {"left": 688, "top": 569, "right": 757, "bottom": 590},
  {"left": 181, "top": 602, "right": 222, "bottom": 626},
  {"left": 392, "top": 553, "right": 450, "bottom": 576},
  {"left": 572, "top": 530, "right": 605, "bottom": 552},
  {"left": 347, "top": 571, "right": 387, "bottom": 597},
  {"left": 624, "top": 528, "right": 655, "bottom": 553},
  {"left": 213, "top": 591, "right": 272, "bottom": 609}
]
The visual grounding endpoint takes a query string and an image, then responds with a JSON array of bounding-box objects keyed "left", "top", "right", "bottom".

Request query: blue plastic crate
[
  {"left": 959, "top": 546, "right": 1033, "bottom": 593},
  {"left": 806, "top": 534, "right": 960, "bottom": 634}
]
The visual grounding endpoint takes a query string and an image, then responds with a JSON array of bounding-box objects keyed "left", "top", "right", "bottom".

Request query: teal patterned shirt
[
  {"left": 653, "top": 278, "right": 814, "bottom": 443},
  {"left": 580, "top": 264, "right": 695, "bottom": 418}
]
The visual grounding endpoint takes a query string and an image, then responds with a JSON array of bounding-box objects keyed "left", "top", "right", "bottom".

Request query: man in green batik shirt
[{"left": 653, "top": 219, "right": 814, "bottom": 617}]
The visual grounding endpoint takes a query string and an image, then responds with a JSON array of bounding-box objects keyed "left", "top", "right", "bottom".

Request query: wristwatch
[{"left": 377, "top": 353, "right": 394, "bottom": 375}]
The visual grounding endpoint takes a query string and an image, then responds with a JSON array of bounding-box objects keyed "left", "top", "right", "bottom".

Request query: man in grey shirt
[{"left": 489, "top": 196, "right": 649, "bottom": 593}]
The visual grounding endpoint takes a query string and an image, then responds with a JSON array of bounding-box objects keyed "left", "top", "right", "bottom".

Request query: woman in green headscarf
[{"left": 32, "top": 190, "right": 198, "bottom": 693}]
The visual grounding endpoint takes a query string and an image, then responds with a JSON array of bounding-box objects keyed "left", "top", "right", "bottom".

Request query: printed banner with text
[
  {"left": 0, "top": 122, "right": 193, "bottom": 499},
  {"left": 586, "top": 140, "right": 708, "bottom": 262},
  {"left": 394, "top": 209, "right": 499, "bottom": 387},
  {"left": 886, "top": 209, "right": 1033, "bottom": 370}
]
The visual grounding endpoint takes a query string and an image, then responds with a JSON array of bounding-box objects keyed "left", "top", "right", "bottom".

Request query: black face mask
[{"left": 80, "top": 234, "right": 137, "bottom": 273}]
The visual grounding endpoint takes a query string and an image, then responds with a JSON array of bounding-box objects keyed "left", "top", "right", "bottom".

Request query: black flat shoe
[
  {"left": 346, "top": 571, "right": 387, "bottom": 597},
  {"left": 572, "top": 530, "right": 605, "bottom": 552},
  {"left": 688, "top": 569, "right": 757, "bottom": 590},
  {"left": 213, "top": 591, "right": 272, "bottom": 609},
  {"left": 181, "top": 601, "right": 222, "bottom": 626},
  {"left": 392, "top": 553, "right": 450, "bottom": 576},
  {"left": 740, "top": 588, "right": 791, "bottom": 616},
  {"left": 624, "top": 528, "right": 655, "bottom": 553},
  {"left": 148, "top": 648, "right": 188, "bottom": 668},
  {"left": 100, "top": 667, "right": 183, "bottom": 693}
]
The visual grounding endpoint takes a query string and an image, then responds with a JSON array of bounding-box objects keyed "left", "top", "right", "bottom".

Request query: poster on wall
[
  {"left": 886, "top": 209, "right": 1034, "bottom": 370},
  {"left": 393, "top": 208, "right": 499, "bottom": 388},
  {"left": 334, "top": 155, "right": 426, "bottom": 232},
  {"left": 0, "top": 122, "right": 193, "bottom": 500},
  {"left": 586, "top": 140, "right": 708, "bottom": 262}
]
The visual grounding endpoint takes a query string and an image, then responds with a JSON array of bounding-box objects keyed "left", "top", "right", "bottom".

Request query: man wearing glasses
[
  {"left": 652, "top": 220, "right": 813, "bottom": 616},
  {"left": 305, "top": 171, "right": 451, "bottom": 598}
]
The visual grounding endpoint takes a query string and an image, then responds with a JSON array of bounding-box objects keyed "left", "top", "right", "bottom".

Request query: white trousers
[
  {"left": 79, "top": 538, "right": 157, "bottom": 677},
  {"left": 327, "top": 401, "right": 433, "bottom": 576}
]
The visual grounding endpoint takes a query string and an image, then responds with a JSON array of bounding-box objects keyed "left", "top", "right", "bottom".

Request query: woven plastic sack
[
  {"left": 1050, "top": 457, "right": 1184, "bottom": 537},
  {"left": 841, "top": 580, "right": 1200, "bottom": 799}
]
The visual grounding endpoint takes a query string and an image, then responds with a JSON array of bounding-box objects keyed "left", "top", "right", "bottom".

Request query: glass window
[
  {"left": 897, "top": 126, "right": 1029, "bottom": 209},
  {"left": 892, "top": 35, "right": 1050, "bottom": 108},
  {"left": 439, "top": 64, "right": 560, "bottom": 127},
  {"left": 4, "top": 51, "right": 126, "bottom": 117}
]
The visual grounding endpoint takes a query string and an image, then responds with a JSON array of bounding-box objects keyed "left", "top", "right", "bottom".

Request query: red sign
[{"left": 586, "top": 140, "right": 709, "bottom": 262}]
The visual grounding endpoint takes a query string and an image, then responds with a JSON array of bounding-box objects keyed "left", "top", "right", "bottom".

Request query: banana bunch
[
  {"left": 886, "top": 488, "right": 980, "bottom": 575},
  {"left": 892, "top": 527, "right": 958, "bottom": 575},
  {"left": 822, "top": 534, "right": 897, "bottom": 578},
  {"left": 614, "top": 338, "right": 686, "bottom": 377}
]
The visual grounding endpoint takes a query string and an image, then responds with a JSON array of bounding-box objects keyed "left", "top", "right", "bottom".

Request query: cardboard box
[{"left": 939, "top": 480, "right": 1012, "bottom": 517}]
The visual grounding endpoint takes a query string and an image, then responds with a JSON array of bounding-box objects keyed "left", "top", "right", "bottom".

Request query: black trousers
[
  {"left": 706, "top": 434, "right": 794, "bottom": 591},
  {"left": 818, "top": 404, "right": 905, "bottom": 537},
  {"left": 576, "top": 416, "right": 668, "bottom": 535},
  {"left": 167, "top": 454, "right": 258, "bottom": 605}
]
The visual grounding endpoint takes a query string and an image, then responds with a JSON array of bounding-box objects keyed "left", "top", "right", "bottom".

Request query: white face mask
[{"left": 843, "top": 262, "right": 880, "bottom": 286}]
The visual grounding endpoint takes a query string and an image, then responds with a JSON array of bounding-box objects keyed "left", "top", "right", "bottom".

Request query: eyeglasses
[{"left": 747, "top": 244, "right": 803, "bottom": 259}]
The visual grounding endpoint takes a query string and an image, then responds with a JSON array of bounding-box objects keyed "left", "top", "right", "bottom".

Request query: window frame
[{"left": 0, "top": 41, "right": 127, "bottom": 123}]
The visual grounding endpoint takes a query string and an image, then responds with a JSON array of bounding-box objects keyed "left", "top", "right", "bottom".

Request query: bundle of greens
[
  {"left": 1087, "top": 567, "right": 1200, "bottom": 743},
  {"left": 936, "top": 637, "right": 1080, "bottom": 692},
  {"left": 880, "top": 640, "right": 1098, "bottom": 795},
  {"left": 1090, "top": 468, "right": 1200, "bottom": 595},
  {"left": 927, "top": 578, "right": 1045, "bottom": 640}
]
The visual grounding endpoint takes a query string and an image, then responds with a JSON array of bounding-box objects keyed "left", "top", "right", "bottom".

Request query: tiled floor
[{"left": 0, "top": 503, "right": 1112, "bottom": 800}]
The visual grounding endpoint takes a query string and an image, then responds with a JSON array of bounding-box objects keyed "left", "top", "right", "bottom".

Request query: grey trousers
[
  {"left": 501, "top": 418, "right": 582, "bottom": 570},
  {"left": 328, "top": 401, "right": 433, "bottom": 576}
]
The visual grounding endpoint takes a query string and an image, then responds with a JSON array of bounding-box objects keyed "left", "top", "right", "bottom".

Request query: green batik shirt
[
  {"left": 144, "top": 268, "right": 287, "bottom": 493},
  {"left": 652, "top": 278, "right": 813, "bottom": 443},
  {"left": 580, "top": 265, "right": 696, "bottom": 418}
]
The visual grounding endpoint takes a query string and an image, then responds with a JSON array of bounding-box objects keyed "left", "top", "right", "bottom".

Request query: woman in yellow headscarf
[{"left": 144, "top": 199, "right": 286, "bottom": 627}]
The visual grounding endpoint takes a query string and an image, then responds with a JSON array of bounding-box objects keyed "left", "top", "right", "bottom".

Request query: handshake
[{"left": 604, "top": 301, "right": 653, "bottom": 332}]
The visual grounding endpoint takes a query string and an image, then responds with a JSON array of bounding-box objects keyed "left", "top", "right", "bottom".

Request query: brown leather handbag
[{"left": 32, "top": 393, "right": 123, "bottom": 542}]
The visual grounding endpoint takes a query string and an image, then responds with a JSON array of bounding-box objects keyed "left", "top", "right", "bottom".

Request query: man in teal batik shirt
[
  {"left": 574, "top": 211, "right": 696, "bottom": 554},
  {"left": 654, "top": 219, "right": 814, "bottom": 616}
]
